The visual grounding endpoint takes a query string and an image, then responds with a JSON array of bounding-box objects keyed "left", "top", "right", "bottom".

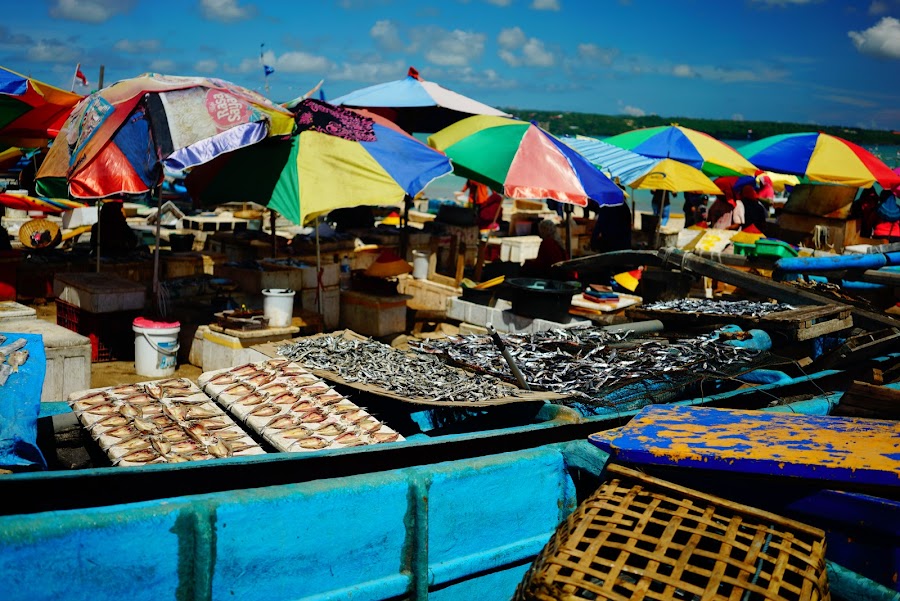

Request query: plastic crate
[
  {"left": 55, "top": 299, "right": 139, "bottom": 362},
  {"left": 755, "top": 239, "right": 799, "bottom": 258},
  {"left": 733, "top": 242, "right": 757, "bottom": 256}
]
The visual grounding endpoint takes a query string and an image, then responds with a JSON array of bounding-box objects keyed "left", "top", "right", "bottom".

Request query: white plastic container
[
  {"left": 133, "top": 317, "right": 180, "bottom": 378},
  {"left": 262, "top": 288, "right": 295, "bottom": 328},
  {"left": 412, "top": 251, "right": 429, "bottom": 280}
]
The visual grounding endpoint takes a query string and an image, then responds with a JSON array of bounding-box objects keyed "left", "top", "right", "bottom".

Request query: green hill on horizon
[{"left": 502, "top": 109, "right": 900, "bottom": 146}]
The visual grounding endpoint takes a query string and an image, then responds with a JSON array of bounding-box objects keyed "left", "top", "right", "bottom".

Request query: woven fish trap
[{"left": 515, "top": 464, "right": 830, "bottom": 601}]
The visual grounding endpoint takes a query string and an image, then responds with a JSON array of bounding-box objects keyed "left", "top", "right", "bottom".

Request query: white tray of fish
[
  {"left": 199, "top": 358, "right": 404, "bottom": 453},
  {"left": 68, "top": 377, "right": 265, "bottom": 467}
]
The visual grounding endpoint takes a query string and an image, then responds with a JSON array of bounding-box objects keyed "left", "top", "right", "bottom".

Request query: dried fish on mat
[
  {"left": 200, "top": 358, "right": 403, "bottom": 452},
  {"left": 276, "top": 331, "right": 563, "bottom": 406},
  {"left": 642, "top": 298, "right": 796, "bottom": 318},
  {"left": 411, "top": 327, "right": 767, "bottom": 414},
  {"left": 68, "top": 377, "right": 265, "bottom": 467}
]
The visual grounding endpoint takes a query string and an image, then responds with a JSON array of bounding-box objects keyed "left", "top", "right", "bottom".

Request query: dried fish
[
  {"left": 7, "top": 350, "right": 28, "bottom": 372},
  {"left": 643, "top": 298, "right": 795, "bottom": 318}
]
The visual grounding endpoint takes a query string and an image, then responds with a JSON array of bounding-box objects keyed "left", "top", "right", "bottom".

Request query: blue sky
[{"left": 4, "top": 0, "right": 900, "bottom": 130}]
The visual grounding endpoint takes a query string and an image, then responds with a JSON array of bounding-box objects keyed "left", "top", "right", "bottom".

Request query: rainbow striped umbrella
[
  {"left": 0, "top": 66, "right": 83, "bottom": 145},
  {"left": 0, "top": 192, "right": 87, "bottom": 213},
  {"left": 603, "top": 125, "right": 758, "bottom": 178},
  {"left": 739, "top": 132, "right": 900, "bottom": 189},
  {"left": 428, "top": 115, "right": 623, "bottom": 208}
]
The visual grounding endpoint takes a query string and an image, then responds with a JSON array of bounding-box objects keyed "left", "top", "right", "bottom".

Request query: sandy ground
[{"left": 33, "top": 300, "right": 202, "bottom": 389}]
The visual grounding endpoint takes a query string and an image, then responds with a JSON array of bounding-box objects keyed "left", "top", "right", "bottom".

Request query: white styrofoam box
[
  {"left": 500, "top": 236, "right": 542, "bottom": 264},
  {"left": 447, "top": 297, "right": 589, "bottom": 334},
  {"left": 0, "top": 301, "right": 36, "bottom": 322},
  {"left": 2, "top": 318, "right": 91, "bottom": 401},
  {"left": 201, "top": 327, "right": 296, "bottom": 372},
  {"left": 61, "top": 206, "right": 99, "bottom": 229},
  {"left": 300, "top": 285, "right": 340, "bottom": 330},
  {"left": 53, "top": 273, "right": 146, "bottom": 313},
  {"left": 260, "top": 260, "right": 340, "bottom": 289}
]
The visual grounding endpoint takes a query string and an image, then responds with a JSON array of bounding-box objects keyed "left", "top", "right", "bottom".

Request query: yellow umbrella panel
[{"left": 626, "top": 159, "right": 722, "bottom": 195}]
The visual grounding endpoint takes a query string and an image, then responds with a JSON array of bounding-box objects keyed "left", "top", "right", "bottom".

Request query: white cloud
[
  {"left": 275, "top": 51, "right": 334, "bottom": 73},
  {"left": 822, "top": 94, "right": 878, "bottom": 108},
  {"left": 49, "top": 0, "right": 135, "bottom": 23},
  {"left": 577, "top": 43, "right": 618, "bottom": 65},
  {"left": 27, "top": 40, "right": 78, "bottom": 63},
  {"left": 330, "top": 58, "right": 408, "bottom": 82},
  {"left": 200, "top": 0, "right": 257, "bottom": 22},
  {"left": 149, "top": 59, "right": 177, "bottom": 72},
  {"left": 194, "top": 59, "right": 218, "bottom": 73},
  {"left": 732, "top": 114, "right": 745, "bottom": 121},
  {"left": 415, "top": 28, "right": 485, "bottom": 67},
  {"left": 370, "top": 19, "right": 406, "bottom": 52},
  {"left": 672, "top": 64, "right": 696, "bottom": 77},
  {"left": 849, "top": 17, "right": 900, "bottom": 59},
  {"left": 498, "top": 31, "right": 555, "bottom": 67},
  {"left": 531, "top": 0, "right": 561, "bottom": 10},
  {"left": 521, "top": 38, "right": 555, "bottom": 66},
  {"left": 486, "top": 0, "right": 512, "bottom": 5},
  {"left": 622, "top": 105, "right": 645, "bottom": 117},
  {"left": 498, "top": 27, "right": 526, "bottom": 49},
  {"left": 868, "top": 1, "right": 889, "bottom": 15},
  {"left": 114, "top": 39, "right": 161, "bottom": 53}
]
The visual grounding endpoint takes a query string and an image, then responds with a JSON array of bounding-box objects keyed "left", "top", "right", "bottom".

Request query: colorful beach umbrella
[
  {"left": 603, "top": 125, "right": 758, "bottom": 178},
  {"left": 331, "top": 66, "right": 510, "bottom": 134},
  {"left": 559, "top": 135, "right": 657, "bottom": 186},
  {"left": 185, "top": 99, "right": 452, "bottom": 226},
  {"left": 0, "top": 66, "right": 83, "bottom": 146},
  {"left": 626, "top": 158, "right": 722, "bottom": 194},
  {"left": 0, "top": 191, "right": 87, "bottom": 213},
  {"left": 35, "top": 73, "right": 295, "bottom": 200},
  {"left": 739, "top": 132, "right": 900, "bottom": 189},
  {"left": 428, "top": 115, "right": 624, "bottom": 208}
]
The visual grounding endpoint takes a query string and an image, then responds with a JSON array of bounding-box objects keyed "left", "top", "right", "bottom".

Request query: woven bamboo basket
[
  {"left": 19, "top": 218, "right": 62, "bottom": 249},
  {"left": 515, "top": 464, "right": 830, "bottom": 601}
]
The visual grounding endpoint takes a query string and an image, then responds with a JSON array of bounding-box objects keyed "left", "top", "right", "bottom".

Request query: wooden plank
[
  {"left": 794, "top": 315, "right": 854, "bottom": 341},
  {"left": 817, "top": 328, "right": 900, "bottom": 370},
  {"left": 833, "top": 381, "right": 900, "bottom": 419},
  {"left": 589, "top": 405, "right": 900, "bottom": 488}
]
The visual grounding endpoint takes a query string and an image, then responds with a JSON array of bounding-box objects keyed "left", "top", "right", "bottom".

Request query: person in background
[
  {"left": 477, "top": 190, "right": 504, "bottom": 231},
  {"left": 461, "top": 179, "right": 490, "bottom": 206},
  {"left": 650, "top": 189, "right": 674, "bottom": 226},
  {"left": 854, "top": 187, "right": 881, "bottom": 238},
  {"left": 707, "top": 176, "right": 742, "bottom": 230},
  {"left": 738, "top": 185, "right": 768, "bottom": 233},
  {"left": 591, "top": 202, "right": 632, "bottom": 253},
  {"left": 91, "top": 201, "right": 138, "bottom": 257},
  {"left": 522, "top": 218, "right": 568, "bottom": 279},
  {"left": 871, "top": 189, "right": 900, "bottom": 242},
  {"left": 682, "top": 192, "right": 708, "bottom": 228}
]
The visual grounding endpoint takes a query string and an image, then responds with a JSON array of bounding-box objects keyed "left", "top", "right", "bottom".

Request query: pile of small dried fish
[
  {"left": 0, "top": 336, "right": 28, "bottom": 386},
  {"left": 642, "top": 299, "right": 796, "bottom": 318},
  {"left": 200, "top": 358, "right": 403, "bottom": 452},
  {"left": 411, "top": 327, "right": 764, "bottom": 402},
  {"left": 68, "top": 378, "right": 264, "bottom": 466},
  {"left": 277, "top": 334, "right": 530, "bottom": 403}
]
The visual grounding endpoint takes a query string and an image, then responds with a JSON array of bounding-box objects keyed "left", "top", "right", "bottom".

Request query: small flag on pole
[
  {"left": 71, "top": 63, "right": 88, "bottom": 92},
  {"left": 263, "top": 65, "right": 275, "bottom": 76}
]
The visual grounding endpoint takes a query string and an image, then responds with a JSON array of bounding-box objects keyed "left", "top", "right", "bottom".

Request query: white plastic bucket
[
  {"left": 412, "top": 251, "right": 429, "bottom": 280},
  {"left": 263, "top": 288, "right": 295, "bottom": 327},
  {"left": 133, "top": 317, "right": 181, "bottom": 378}
]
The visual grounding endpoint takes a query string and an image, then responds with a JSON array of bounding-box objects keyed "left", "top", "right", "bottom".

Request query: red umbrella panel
[{"left": 0, "top": 65, "right": 84, "bottom": 146}]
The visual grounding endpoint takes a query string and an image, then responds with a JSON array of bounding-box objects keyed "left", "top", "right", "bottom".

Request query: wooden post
[
  {"left": 97, "top": 65, "right": 105, "bottom": 89},
  {"left": 270, "top": 209, "right": 276, "bottom": 258},
  {"left": 564, "top": 203, "right": 573, "bottom": 258}
]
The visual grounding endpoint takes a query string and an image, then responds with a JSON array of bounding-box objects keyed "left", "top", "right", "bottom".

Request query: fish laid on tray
[
  {"left": 642, "top": 299, "right": 796, "bottom": 318},
  {"left": 68, "top": 377, "right": 265, "bottom": 467},
  {"left": 199, "top": 358, "right": 403, "bottom": 452}
]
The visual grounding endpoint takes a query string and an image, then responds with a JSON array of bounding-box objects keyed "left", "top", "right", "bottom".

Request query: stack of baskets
[{"left": 515, "top": 464, "right": 830, "bottom": 601}]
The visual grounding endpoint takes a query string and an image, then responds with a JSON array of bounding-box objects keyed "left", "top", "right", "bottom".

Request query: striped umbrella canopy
[
  {"left": 603, "top": 125, "right": 758, "bottom": 178},
  {"left": 331, "top": 66, "right": 510, "bottom": 134},
  {"left": 0, "top": 66, "right": 83, "bottom": 146},
  {"left": 0, "top": 191, "right": 87, "bottom": 213},
  {"left": 627, "top": 159, "right": 722, "bottom": 194},
  {"left": 559, "top": 135, "right": 657, "bottom": 186},
  {"left": 428, "top": 115, "right": 623, "bottom": 208},
  {"left": 739, "top": 132, "right": 900, "bottom": 189}
]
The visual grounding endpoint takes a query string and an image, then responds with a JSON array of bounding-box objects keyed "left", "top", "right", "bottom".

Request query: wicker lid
[
  {"left": 19, "top": 219, "right": 61, "bottom": 249},
  {"left": 364, "top": 249, "right": 412, "bottom": 278}
]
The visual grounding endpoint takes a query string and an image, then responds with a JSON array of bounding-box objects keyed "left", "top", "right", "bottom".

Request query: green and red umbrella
[
  {"left": 427, "top": 115, "right": 623, "bottom": 208},
  {"left": 739, "top": 132, "right": 900, "bottom": 189},
  {"left": 603, "top": 124, "right": 758, "bottom": 178}
]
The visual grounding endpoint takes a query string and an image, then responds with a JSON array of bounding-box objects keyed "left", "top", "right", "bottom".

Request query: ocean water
[{"left": 421, "top": 137, "right": 900, "bottom": 215}]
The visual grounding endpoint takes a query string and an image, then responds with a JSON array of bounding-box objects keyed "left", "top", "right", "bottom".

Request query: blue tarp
[{"left": 0, "top": 332, "right": 47, "bottom": 471}]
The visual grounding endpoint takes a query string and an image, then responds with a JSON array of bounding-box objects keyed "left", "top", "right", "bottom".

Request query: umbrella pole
[
  {"left": 400, "top": 194, "right": 411, "bottom": 261},
  {"left": 564, "top": 203, "right": 572, "bottom": 259},
  {"left": 152, "top": 186, "right": 162, "bottom": 316},
  {"left": 95, "top": 200, "right": 102, "bottom": 274},
  {"left": 653, "top": 191, "right": 668, "bottom": 248},
  {"left": 315, "top": 216, "right": 323, "bottom": 316},
  {"left": 270, "top": 209, "right": 276, "bottom": 258}
]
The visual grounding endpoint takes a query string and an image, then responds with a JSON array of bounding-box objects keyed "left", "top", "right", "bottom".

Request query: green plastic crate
[{"left": 754, "top": 239, "right": 798, "bottom": 258}]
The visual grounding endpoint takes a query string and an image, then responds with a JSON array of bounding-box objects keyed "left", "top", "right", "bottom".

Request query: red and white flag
[{"left": 75, "top": 66, "right": 88, "bottom": 86}]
